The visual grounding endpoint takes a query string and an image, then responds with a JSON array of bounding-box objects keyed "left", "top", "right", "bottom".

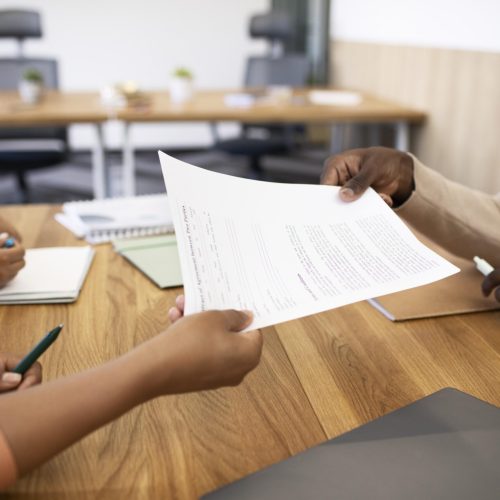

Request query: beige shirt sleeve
[{"left": 395, "top": 155, "right": 500, "bottom": 267}]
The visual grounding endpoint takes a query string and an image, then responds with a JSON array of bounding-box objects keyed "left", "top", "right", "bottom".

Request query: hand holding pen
[
  {"left": 0, "top": 352, "right": 42, "bottom": 392},
  {"left": 0, "top": 229, "right": 25, "bottom": 288},
  {"left": 474, "top": 256, "right": 500, "bottom": 302},
  {"left": 0, "top": 324, "right": 62, "bottom": 392}
]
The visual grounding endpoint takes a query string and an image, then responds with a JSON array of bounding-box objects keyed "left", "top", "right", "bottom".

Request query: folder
[
  {"left": 368, "top": 230, "right": 500, "bottom": 321},
  {"left": 203, "top": 388, "right": 500, "bottom": 500},
  {"left": 113, "top": 234, "right": 182, "bottom": 289}
]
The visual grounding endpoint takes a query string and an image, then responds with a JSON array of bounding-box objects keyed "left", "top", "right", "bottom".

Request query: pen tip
[{"left": 58, "top": 323, "right": 64, "bottom": 329}]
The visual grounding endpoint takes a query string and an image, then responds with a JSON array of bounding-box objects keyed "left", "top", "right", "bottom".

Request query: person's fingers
[
  {"left": 175, "top": 295, "right": 185, "bottom": 312},
  {"left": 333, "top": 162, "right": 351, "bottom": 186},
  {"left": 219, "top": 309, "right": 254, "bottom": 332},
  {"left": 18, "top": 373, "right": 39, "bottom": 389},
  {"left": 339, "top": 167, "right": 378, "bottom": 202},
  {"left": 321, "top": 154, "right": 362, "bottom": 186},
  {"left": 0, "top": 372, "right": 22, "bottom": 392},
  {"left": 4, "top": 245, "right": 25, "bottom": 264},
  {"left": 379, "top": 193, "right": 394, "bottom": 207},
  {"left": 17, "top": 362, "right": 42, "bottom": 389},
  {"left": 7, "top": 259, "right": 25, "bottom": 276},
  {"left": 320, "top": 158, "right": 340, "bottom": 185},
  {"left": 481, "top": 269, "right": 500, "bottom": 297},
  {"left": 168, "top": 306, "right": 182, "bottom": 323},
  {"left": 238, "top": 329, "right": 264, "bottom": 368}
]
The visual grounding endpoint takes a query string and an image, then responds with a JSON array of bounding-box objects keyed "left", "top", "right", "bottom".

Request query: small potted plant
[
  {"left": 19, "top": 68, "right": 44, "bottom": 104},
  {"left": 169, "top": 67, "right": 194, "bottom": 104}
]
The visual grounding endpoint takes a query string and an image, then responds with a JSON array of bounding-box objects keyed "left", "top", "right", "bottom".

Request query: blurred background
[{"left": 0, "top": 0, "right": 499, "bottom": 203}]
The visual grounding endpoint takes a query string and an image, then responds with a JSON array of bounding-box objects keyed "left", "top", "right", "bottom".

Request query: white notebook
[
  {"left": 0, "top": 246, "right": 95, "bottom": 304},
  {"left": 55, "top": 194, "right": 174, "bottom": 244}
]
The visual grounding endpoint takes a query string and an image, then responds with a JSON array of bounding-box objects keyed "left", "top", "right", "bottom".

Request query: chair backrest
[
  {"left": 0, "top": 58, "right": 67, "bottom": 141},
  {"left": 0, "top": 58, "right": 58, "bottom": 89},
  {"left": 245, "top": 54, "right": 309, "bottom": 88},
  {"left": 0, "top": 10, "right": 42, "bottom": 57},
  {"left": 0, "top": 9, "right": 41, "bottom": 39}
]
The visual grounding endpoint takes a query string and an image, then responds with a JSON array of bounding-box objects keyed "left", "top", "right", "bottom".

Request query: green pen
[{"left": 13, "top": 324, "right": 63, "bottom": 375}]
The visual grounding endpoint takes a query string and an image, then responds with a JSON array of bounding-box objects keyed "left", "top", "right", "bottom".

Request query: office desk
[
  {"left": 3, "top": 204, "right": 499, "bottom": 499},
  {"left": 117, "top": 89, "right": 426, "bottom": 196},
  {"left": 0, "top": 91, "right": 109, "bottom": 199}
]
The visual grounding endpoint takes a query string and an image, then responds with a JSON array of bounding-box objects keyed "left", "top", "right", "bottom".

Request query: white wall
[
  {"left": 331, "top": 0, "right": 500, "bottom": 53},
  {"left": 0, "top": 0, "right": 269, "bottom": 148}
]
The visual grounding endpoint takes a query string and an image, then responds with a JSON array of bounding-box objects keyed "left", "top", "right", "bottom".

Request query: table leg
[
  {"left": 369, "top": 124, "right": 381, "bottom": 146},
  {"left": 123, "top": 122, "right": 136, "bottom": 196},
  {"left": 92, "top": 123, "right": 106, "bottom": 199},
  {"left": 329, "top": 124, "right": 347, "bottom": 154},
  {"left": 395, "top": 121, "right": 409, "bottom": 151}
]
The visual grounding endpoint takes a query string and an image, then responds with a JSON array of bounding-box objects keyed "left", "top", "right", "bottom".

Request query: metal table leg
[
  {"left": 123, "top": 122, "right": 136, "bottom": 196},
  {"left": 395, "top": 121, "right": 409, "bottom": 151},
  {"left": 92, "top": 123, "right": 106, "bottom": 199}
]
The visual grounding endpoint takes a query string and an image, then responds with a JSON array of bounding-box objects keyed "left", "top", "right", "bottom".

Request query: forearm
[
  {"left": 396, "top": 156, "right": 500, "bottom": 266},
  {"left": 0, "top": 351, "right": 151, "bottom": 477}
]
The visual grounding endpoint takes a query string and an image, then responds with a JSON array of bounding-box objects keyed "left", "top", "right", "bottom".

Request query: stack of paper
[
  {"left": 0, "top": 247, "right": 94, "bottom": 304},
  {"left": 308, "top": 90, "right": 362, "bottom": 106},
  {"left": 55, "top": 194, "right": 174, "bottom": 244},
  {"left": 113, "top": 234, "right": 183, "bottom": 289},
  {"left": 159, "top": 152, "right": 459, "bottom": 331}
]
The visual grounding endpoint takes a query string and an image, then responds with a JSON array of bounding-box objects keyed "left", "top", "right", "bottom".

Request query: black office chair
[
  {"left": 213, "top": 11, "right": 309, "bottom": 176},
  {"left": 0, "top": 10, "right": 68, "bottom": 200}
]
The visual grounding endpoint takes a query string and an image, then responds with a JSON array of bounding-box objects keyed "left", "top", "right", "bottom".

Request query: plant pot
[
  {"left": 19, "top": 80, "right": 43, "bottom": 104},
  {"left": 169, "top": 77, "right": 193, "bottom": 104}
]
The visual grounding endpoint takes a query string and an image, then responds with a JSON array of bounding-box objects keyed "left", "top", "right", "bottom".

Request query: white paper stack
[
  {"left": 308, "top": 90, "right": 362, "bottom": 106},
  {"left": 0, "top": 247, "right": 95, "bottom": 304},
  {"left": 55, "top": 194, "right": 174, "bottom": 244}
]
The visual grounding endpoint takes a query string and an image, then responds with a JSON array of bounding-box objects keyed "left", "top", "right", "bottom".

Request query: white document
[
  {"left": 159, "top": 152, "right": 459, "bottom": 330},
  {"left": 0, "top": 246, "right": 94, "bottom": 304}
]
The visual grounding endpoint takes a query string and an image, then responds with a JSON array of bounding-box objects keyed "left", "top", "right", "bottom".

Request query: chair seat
[
  {"left": 215, "top": 137, "right": 289, "bottom": 157},
  {"left": 0, "top": 149, "right": 66, "bottom": 170}
]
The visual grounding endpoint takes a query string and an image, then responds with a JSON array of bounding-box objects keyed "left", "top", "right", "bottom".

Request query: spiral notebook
[{"left": 55, "top": 194, "right": 174, "bottom": 244}]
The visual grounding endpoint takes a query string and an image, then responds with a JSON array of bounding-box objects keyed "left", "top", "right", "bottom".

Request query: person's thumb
[
  {"left": 241, "top": 329, "right": 264, "bottom": 364},
  {"left": 0, "top": 372, "right": 22, "bottom": 392},
  {"left": 221, "top": 309, "right": 254, "bottom": 332},
  {"left": 0, "top": 232, "right": 8, "bottom": 246},
  {"left": 340, "top": 169, "right": 376, "bottom": 202}
]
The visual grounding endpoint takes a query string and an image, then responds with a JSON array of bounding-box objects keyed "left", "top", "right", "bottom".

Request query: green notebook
[{"left": 113, "top": 234, "right": 183, "bottom": 288}]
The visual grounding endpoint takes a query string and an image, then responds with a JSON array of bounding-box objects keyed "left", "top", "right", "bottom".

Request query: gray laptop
[{"left": 203, "top": 388, "right": 500, "bottom": 500}]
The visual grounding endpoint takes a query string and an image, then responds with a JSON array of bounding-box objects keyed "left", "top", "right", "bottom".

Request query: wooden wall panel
[{"left": 331, "top": 40, "right": 500, "bottom": 193}]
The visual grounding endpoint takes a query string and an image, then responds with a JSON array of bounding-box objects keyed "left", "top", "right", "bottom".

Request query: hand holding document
[{"left": 159, "top": 152, "right": 459, "bottom": 331}]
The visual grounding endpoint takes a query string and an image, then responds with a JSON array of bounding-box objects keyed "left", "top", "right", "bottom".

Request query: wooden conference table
[
  {"left": 2, "top": 204, "right": 500, "bottom": 499},
  {"left": 0, "top": 91, "right": 108, "bottom": 199},
  {"left": 117, "top": 89, "right": 426, "bottom": 196},
  {"left": 0, "top": 89, "right": 426, "bottom": 199}
]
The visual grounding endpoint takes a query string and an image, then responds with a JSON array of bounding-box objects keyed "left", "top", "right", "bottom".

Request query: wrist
[
  {"left": 392, "top": 153, "right": 415, "bottom": 207},
  {"left": 120, "top": 335, "right": 177, "bottom": 402}
]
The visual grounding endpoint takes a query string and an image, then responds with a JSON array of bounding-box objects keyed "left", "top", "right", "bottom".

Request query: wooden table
[
  {"left": 4, "top": 204, "right": 499, "bottom": 499},
  {"left": 0, "top": 91, "right": 109, "bottom": 199},
  {"left": 117, "top": 88, "right": 426, "bottom": 196}
]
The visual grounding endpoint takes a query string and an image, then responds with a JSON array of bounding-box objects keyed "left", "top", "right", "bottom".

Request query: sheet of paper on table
[{"left": 159, "top": 152, "right": 459, "bottom": 331}]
